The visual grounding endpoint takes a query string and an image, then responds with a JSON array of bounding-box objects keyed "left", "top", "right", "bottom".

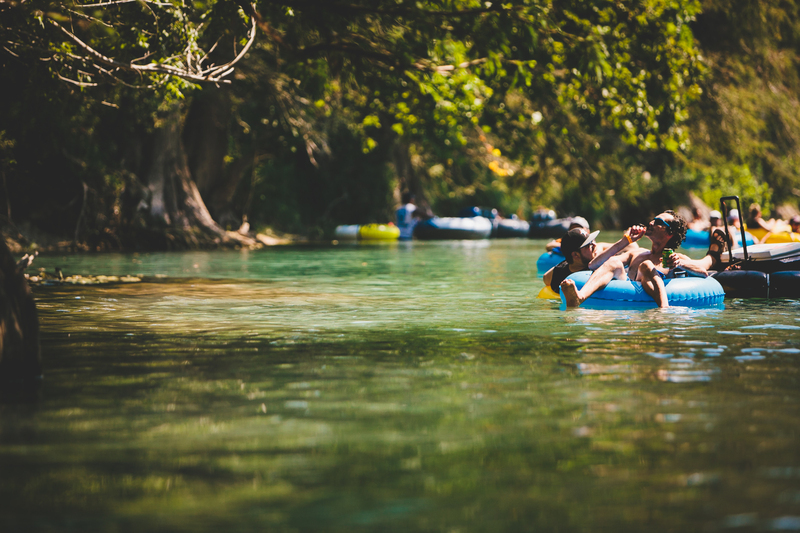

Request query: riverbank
[{"left": 3, "top": 223, "right": 306, "bottom": 255}]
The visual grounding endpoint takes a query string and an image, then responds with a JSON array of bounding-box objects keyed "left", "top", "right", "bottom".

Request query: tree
[
  {"left": 685, "top": 0, "right": 800, "bottom": 214},
  {"left": 1, "top": 0, "right": 707, "bottom": 247}
]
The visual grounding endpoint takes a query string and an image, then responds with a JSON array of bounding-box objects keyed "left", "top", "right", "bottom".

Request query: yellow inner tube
[
  {"left": 358, "top": 224, "right": 400, "bottom": 240},
  {"left": 537, "top": 285, "right": 560, "bottom": 300},
  {"left": 745, "top": 226, "right": 768, "bottom": 242},
  {"left": 764, "top": 231, "right": 800, "bottom": 244}
]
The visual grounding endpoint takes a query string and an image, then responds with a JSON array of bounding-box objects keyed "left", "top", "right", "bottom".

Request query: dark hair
[
  {"left": 401, "top": 192, "right": 415, "bottom": 204},
  {"left": 664, "top": 209, "right": 687, "bottom": 249},
  {"left": 560, "top": 228, "right": 590, "bottom": 264}
]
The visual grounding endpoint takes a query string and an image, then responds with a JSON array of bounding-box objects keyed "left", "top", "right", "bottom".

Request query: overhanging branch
[{"left": 47, "top": 3, "right": 258, "bottom": 84}]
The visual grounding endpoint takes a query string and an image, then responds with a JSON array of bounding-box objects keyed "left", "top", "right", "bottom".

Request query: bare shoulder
[{"left": 627, "top": 248, "right": 652, "bottom": 267}]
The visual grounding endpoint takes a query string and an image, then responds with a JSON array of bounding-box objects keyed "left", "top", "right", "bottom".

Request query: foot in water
[{"left": 560, "top": 279, "right": 583, "bottom": 307}]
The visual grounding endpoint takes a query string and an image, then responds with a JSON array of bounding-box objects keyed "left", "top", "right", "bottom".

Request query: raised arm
[{"left": 587, "top": 225, "right": 646, "bottom": 270}]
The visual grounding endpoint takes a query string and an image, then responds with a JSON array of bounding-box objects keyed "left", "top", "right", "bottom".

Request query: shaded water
[{"left": 2, "top": 238, "right": 800, "bottom": 532}]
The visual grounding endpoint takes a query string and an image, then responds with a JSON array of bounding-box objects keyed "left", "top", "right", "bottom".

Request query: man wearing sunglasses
[
  {"left": 543, "top": 226, "right": 639, "bottom": 293},
  {"left": 560, "top": 210, "right": 688, "bottom": 308}
]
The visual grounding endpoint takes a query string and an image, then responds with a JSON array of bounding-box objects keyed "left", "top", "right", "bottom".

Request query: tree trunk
[
  {"left": 139, "top": 104, "right": 254, "bottom": 248},
  {"left": 184, "top": 90, "right": 252, "bottom": 230}
]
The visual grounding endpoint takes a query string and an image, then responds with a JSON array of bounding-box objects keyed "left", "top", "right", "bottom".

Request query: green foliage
[
  {"left": 685, "top": 0, "right": 800, "bottom": 213},
  {"left": 248, "top": 120, "right": 396, "bottom": 236},
  {"left": 5, "top": 0, "right": 800, "bottom": 245},
  {"left": 693, "top": 164, "right": 773, "bottom": 215}
]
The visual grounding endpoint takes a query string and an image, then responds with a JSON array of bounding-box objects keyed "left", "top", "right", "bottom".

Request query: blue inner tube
[
  {"left": 413, "top": 216, "right": 493, "bottom": 240},
  {"left": 536, "top": 251, "right": 565, "bottom": 276},
  {"left": 494, "top": 218, "right": 531, "bottom": 238},
  {"left": 682, "top": 229, "right": 710, "bottom": 249},
  {"left": 682, "top": 228, "right": 756, "bottom": 249},
  {"left": 559, "top": 270, "right": 725, "bottom": 309}
]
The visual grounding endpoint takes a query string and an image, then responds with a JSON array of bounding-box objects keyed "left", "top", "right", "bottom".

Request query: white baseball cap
[{"left": 581, "top": 230, "right": 600, "bottom": 248}]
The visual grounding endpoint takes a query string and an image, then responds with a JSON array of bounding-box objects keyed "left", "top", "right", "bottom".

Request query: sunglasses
[{"left": 653, "top": 217, "right": 673, "bottom": 233}]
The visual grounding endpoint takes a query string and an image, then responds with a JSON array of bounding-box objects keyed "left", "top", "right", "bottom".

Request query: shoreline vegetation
[
  {"left": 6, "top": 195, "right": 799, "bottom": 255},
  {"left": 3, "top": 225, "right": 305, "bottom": 255}
]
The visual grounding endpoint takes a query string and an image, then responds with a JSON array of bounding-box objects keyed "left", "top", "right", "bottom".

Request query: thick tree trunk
[
  {"left": 184, "top": 90, "right": 251, "bottom": 230},
  {"left": 139, "top": 104, "right": 254, "bottom": 247}
]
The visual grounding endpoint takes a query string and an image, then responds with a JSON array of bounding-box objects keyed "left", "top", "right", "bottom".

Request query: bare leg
[
  {"left": 560, "top": 278, "right": 583, "bottom": 307},
  {"left": 638, "top": 260, "right": 669, "bottom": 308},
  {"left": 560, "top": 257, "right": 626, "bottom": 308}
]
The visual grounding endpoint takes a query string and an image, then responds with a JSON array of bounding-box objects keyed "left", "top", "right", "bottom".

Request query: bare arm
[
  {"left": 667, "top": 252, "right": 713, "bottom": 277},
  {"left": 545, "top": 239, "right": 560, "bottom": 252},
  {"left": 543, "top": 266, "right": 555, "bottom": 288},
  {"left": 587, "top": 225, "right": 647, "bottom": 270}
]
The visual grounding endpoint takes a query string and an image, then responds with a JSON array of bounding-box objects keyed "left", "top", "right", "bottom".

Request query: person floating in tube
[{"left": 558, "top": 211, "right": 688, "bottom": 309}]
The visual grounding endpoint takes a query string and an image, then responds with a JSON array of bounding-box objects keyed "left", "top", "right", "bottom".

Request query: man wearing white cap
[
  {"left": 544, "top": 215, "right": 591, "bottom": 251},
  {"left": 544, "top": 228, "right": 601, "bottom": 291},
  {"left": 560, "top": 211, "right": 688, "bottom": 308},
  {"left": 709, "top": 210, "right": 723, "bottom": 228}
]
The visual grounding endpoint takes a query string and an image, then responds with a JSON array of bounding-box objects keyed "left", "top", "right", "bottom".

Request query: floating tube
[
  {"left": 681, "top": 228, "right": 756, "bottom": 249},
  {"left": 769, "top": 271, "right": 800, "bottom": 298},
  {"left": 413, "top": 216, "right": 493, "bottom": 240},
  {"left": 536, "top": 251, "right": 565, "bottom": 276},
  {"left": 334, "top": 225, "right": 360, "bottom": 240},
  {"left": 334, "top": 224, "right": 400, "bottom": 241},
  {"left": 358, "top": 223, "right": 400, "bottom": 241},
  {"left": 537, "top": 285, "right": 560, "bottom": 299},
  {"left": 528, "top": 218, "right": 572, "bottom": 239},
  {"left": 746, "top": 227, "right": 769, "bottom": 243},
  {"left": 559, "top": 270, "right": 725, "bottom": 309},
  {"left": 712, "top": 270, "right": 768, "bottom": 299},
  {"left": 494, "top": 218, "right": 531, "bottom": 238},
  {"left": 712, "top": 270, "right": 800, "bottom": 299},
  {"left": 763, "top": 231, "right": 800, "bottom": 244},
  {"left": 458, "top": 206, "right": 498, "bottom": 219},
  {"left": 682, "top": 228, "right": 711, "bottom": 249}
]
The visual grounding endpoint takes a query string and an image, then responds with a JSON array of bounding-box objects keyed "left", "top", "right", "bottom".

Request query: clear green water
[{"left": 2, "top": 238, "right": 800, "bottom": 532}]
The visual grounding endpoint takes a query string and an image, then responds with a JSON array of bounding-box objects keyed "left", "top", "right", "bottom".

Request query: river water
[{"left": 2, "top": 238, "right": 799, "bottom": 532}]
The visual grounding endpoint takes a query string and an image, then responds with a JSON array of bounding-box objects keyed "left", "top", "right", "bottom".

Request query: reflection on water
[{"left": 2, "top": 240, "right": 800, "bottom": 532}]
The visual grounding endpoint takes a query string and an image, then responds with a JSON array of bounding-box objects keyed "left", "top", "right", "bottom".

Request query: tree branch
[
  {"left": 46, "top": 3, "right": 258, "bottom": 84},
  {"left": 75, "top": 0, "right": 173, "bottom": 7},
  {"left": 281, "top": 0, "right": 522, "bottom": 18}
]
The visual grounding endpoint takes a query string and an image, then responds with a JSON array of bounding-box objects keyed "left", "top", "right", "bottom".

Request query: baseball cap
[
  {"left": 560, "top": 229, "right": 599, "bottom": 261},
  {"left": 568, "top": 216, "right": 590, "bottom": 230},
  {"left": 709, "top": 210, "right": 721, "bottom": 219},
  {"left": 728, "top": 208, "right": 740, "bottom": 221}
]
